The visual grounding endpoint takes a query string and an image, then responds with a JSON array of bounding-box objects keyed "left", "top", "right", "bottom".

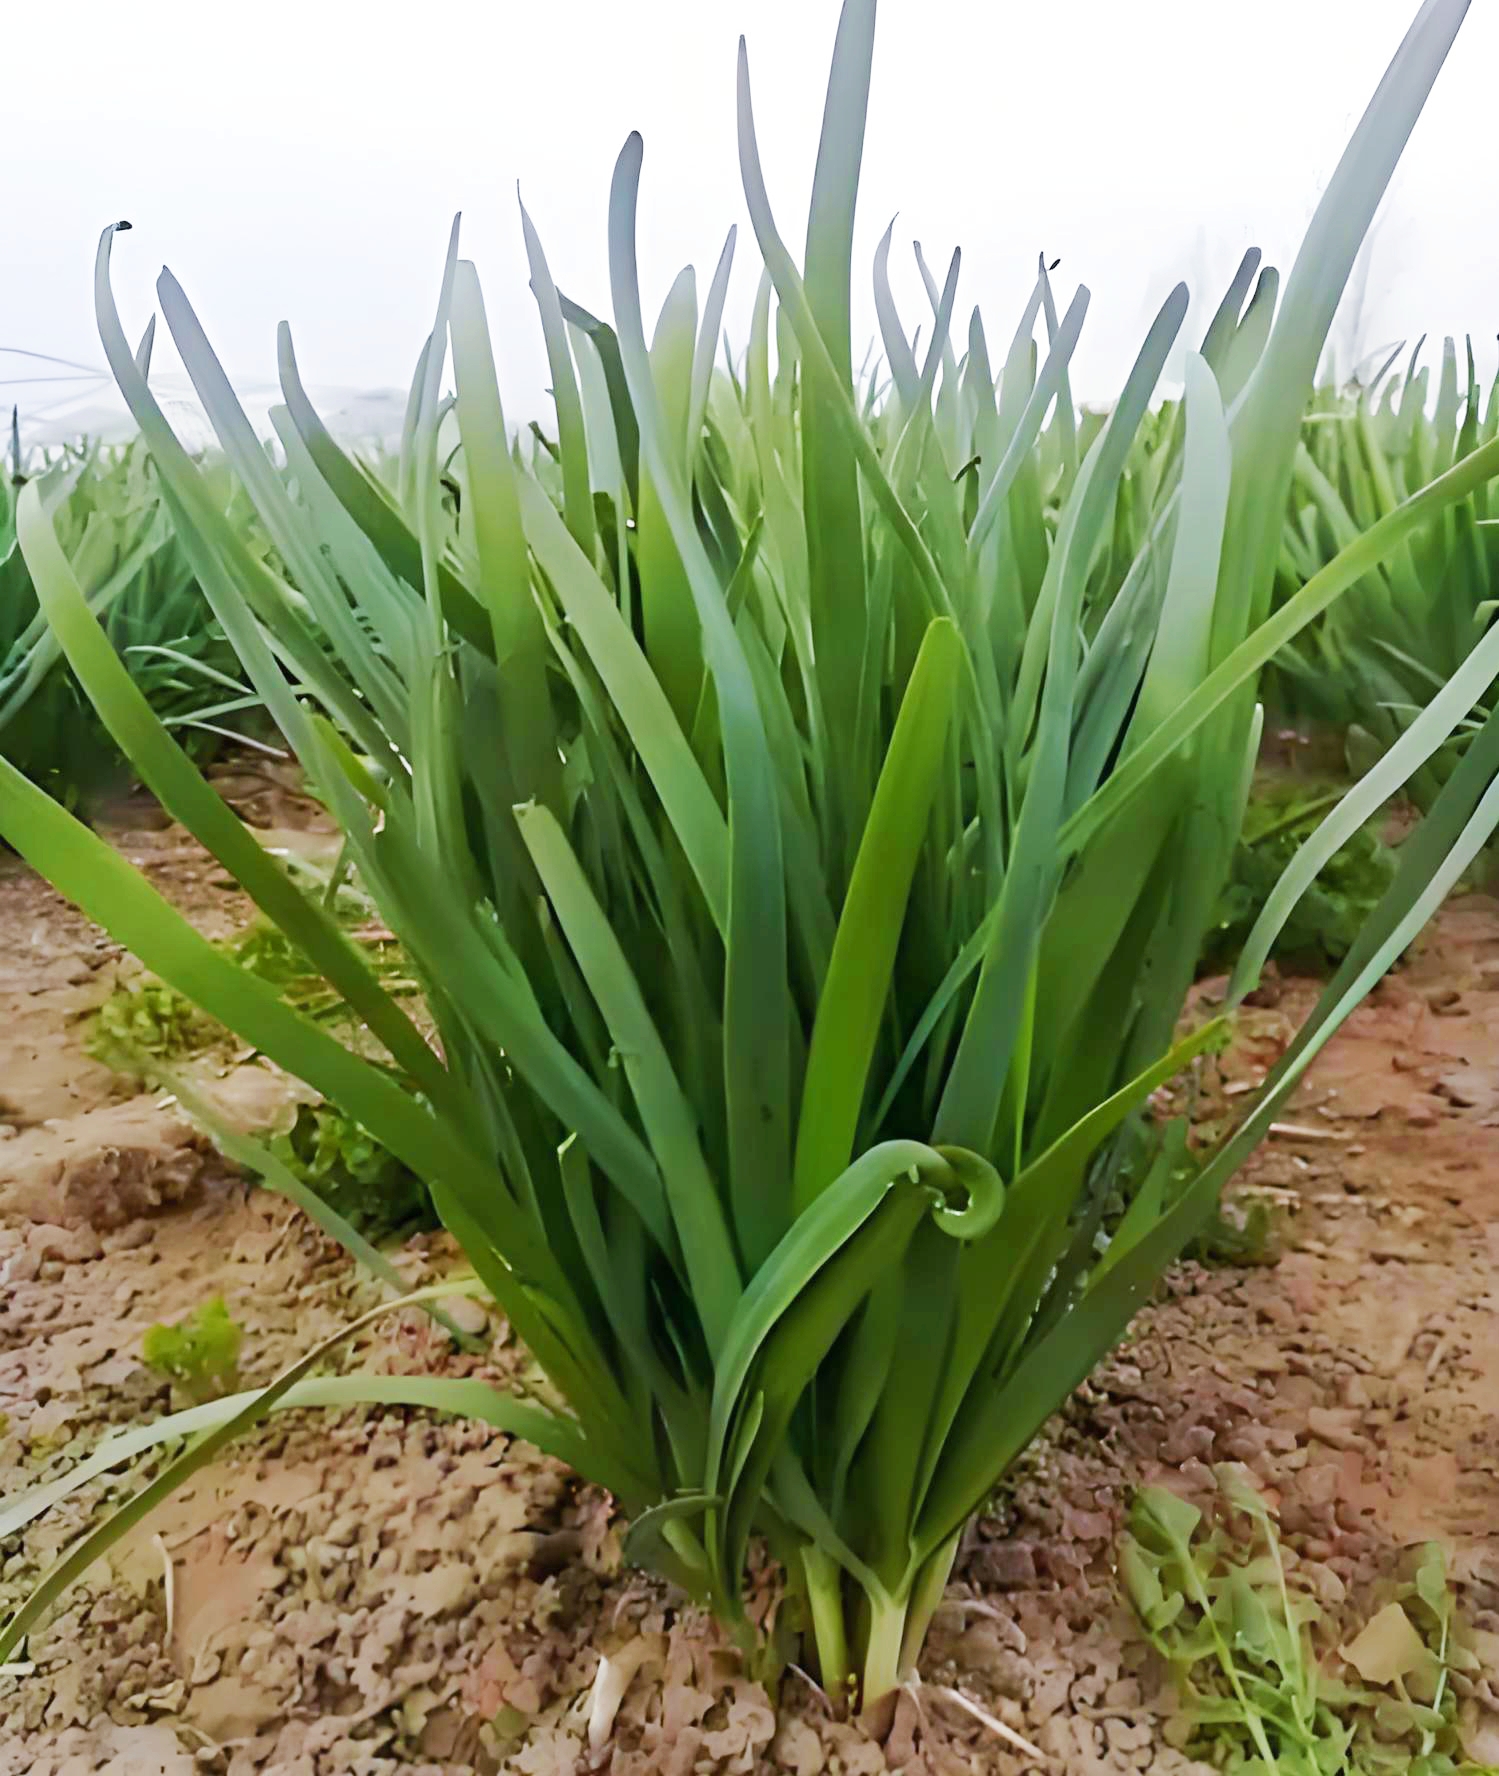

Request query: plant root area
[{"left": 2, "top": 776, "right": 1498, "bottom": 1775}]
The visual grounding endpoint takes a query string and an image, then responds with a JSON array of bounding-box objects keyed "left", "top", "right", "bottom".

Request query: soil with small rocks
[{"left": 2, "top": 762, "right": 1498, "bottom": 1774}]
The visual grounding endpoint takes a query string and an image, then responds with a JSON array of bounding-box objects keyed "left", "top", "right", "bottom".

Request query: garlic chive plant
[
  {"left": 2, "top": 0, "right": 1495, "bottom": 1715},
  {"left": 1275, "top": 340, "right": 1499, "bottom": 806},
  {"left": 0, "top": 435, "right": 264, "bottom": 809}
]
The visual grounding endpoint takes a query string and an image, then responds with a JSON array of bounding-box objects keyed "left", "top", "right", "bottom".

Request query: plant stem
[
  {"left": 898, "top": 1530, "right": 960, "bottom": 1679},
  {"left": 801, "top": 1546, "right": 851, "bottom": 1708},
  {"left": 860, "top": 1587, "right": 909, "bottom": 1709},
  {"left": 1246, "top": 786, "right": 1345, "bottom": 848},
  {"left": 661, "top": 1517, "right": 709, "bottom": 1584}
]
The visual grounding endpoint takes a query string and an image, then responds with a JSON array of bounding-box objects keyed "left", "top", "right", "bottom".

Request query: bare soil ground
[{"left": 2, "top": 772, "right": 1498, "bottom": 1774}]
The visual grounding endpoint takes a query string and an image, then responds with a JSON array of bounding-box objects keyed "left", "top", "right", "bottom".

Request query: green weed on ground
[
  {"left": 90, "top": 916, "right": 435, "bottom": 1238},
  {"left": 141, "top": 1296, "right": 244, "bottom": 1406},
  {"left": 1204, "top": 776, "right": 1400, "bottom": 976},
  {"left": 1123, "top": 1466, "right": 1497, "bottom": 1774}
]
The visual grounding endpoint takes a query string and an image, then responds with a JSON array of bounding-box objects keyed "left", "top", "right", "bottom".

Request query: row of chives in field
[
  {"left": 0, "top": 429, "right": 270, "bottom": 809},
  {"left": 9, "top": 330, "right": 1497, "bottom": 834},
  {"left": 3, "top": 0, "right": 1499, "bottom": 1716},
  {"left": 1274, "top": 337, "right": 1499, "bottom": 799}
]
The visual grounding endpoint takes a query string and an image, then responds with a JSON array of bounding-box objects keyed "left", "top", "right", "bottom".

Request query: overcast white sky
[{"left": 6, "top": 0, "right": 1497, "bottom": 441}]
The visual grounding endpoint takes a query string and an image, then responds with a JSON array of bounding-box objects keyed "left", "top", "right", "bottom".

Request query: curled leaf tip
[
  {"left": 114, "top": 219, "right": 132, "bottom": 232},
  {"left": 929, "top": 1148, "right": 1006, "bottom": 1240}
]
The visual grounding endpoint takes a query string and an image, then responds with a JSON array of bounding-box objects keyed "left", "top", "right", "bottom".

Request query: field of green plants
[{"left": 4, "top": 1, "right": 1499, "bottom": 1771}]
